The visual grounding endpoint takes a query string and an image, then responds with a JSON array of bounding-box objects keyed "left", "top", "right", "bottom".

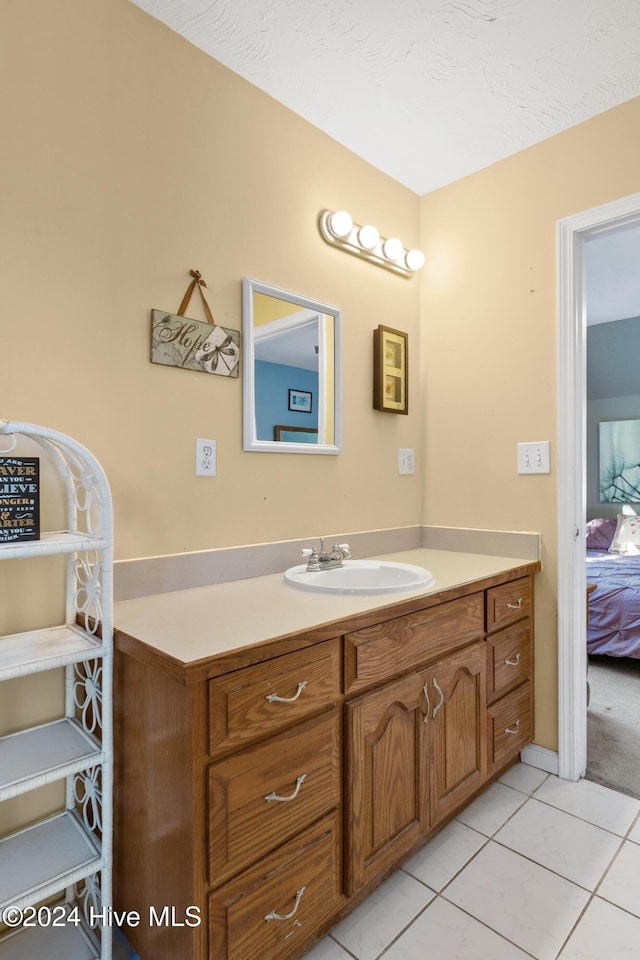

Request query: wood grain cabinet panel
[
  {"left": 344, "top": 593, "right": 484, "bottom": 694},
  {"left": 486, "top": 619, "right": 532, "bottom": 704},
  {"left": 486, "top": 578, "right": 531, "bottom": 633},
  {"left": 208, "top": 709, "right": 340, "bottom": 886},
  {"left": 209, "top": 639, "right": 341, "bottom": 756},
  {"left": 209, "top": 811, "right": 343, "bottom": 960},
  {"left": 487, "top": 682, "right": 532, "bottom": 772},
  {"left": 427, "top": 641, "right": 487, "bottom": 823},
  {"left": 345, "top": 670, "right": 431, "bottom": 894}
]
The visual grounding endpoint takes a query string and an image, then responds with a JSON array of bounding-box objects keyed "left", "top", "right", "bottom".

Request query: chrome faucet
[{"left": 300, "top": 538, "right": 351, "bottom": 572}]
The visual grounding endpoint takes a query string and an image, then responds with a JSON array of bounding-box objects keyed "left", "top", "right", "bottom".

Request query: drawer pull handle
[
  {"left": 505, "top": 654, "right": 521, "bottom": 666},
  {"left": 266, "top": 680, "right": 308, "bottom": 703},
  {"left": 264, "top": 886, "right": 306, "bottom": 922},
  {"left": 505, "top": 720, "right": 521, "bottom": 735},
  {"left": 432, "top": 678, "right": 444, "bottom": 719},
  {"left": 265, "top": 774, "right": 306, "bottom": 804},
  {"left": 506, "top": 599, "right": 523, "bottom": 610},
  {"left": 422, "top": 681, "right": 430, "bottom": 724}
]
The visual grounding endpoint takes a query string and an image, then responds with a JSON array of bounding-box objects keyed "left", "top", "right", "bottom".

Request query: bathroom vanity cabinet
[{"left": 113, "top": 562, "right": 537, "bottom": 960}]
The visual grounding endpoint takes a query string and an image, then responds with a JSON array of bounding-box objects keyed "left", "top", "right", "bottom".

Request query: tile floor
[{"left": 114, "top": 763, "right": 640, "bottom": 960}]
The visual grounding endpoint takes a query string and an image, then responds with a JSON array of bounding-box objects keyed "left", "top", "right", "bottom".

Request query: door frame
[{"left": 557, "top": 191, "right": 640, "bottom": 781}]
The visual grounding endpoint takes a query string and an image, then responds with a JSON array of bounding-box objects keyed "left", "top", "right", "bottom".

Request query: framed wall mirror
[{"left": 242, "top": 277, "right": 342, "bottom": 454}]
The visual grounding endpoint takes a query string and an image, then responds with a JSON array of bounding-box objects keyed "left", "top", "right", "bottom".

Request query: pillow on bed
[
  {"left": 609, "top": 514, "right": 640, "bottom": 554},
  {"left": 585, "top": 517, "right": 618, "bottom": 549}
]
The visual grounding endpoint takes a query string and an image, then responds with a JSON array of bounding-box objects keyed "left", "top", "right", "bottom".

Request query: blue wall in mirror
[{"left": 255, "top": 360, "right": 318, "bottom": 441}]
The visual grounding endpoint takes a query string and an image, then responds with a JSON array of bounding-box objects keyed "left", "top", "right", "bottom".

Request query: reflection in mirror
[{"left": 242, "top": 278, "right": 342, "bottom": 454}]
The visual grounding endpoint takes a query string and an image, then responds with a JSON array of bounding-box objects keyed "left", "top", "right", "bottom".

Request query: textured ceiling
[
  {"left": 131, "top": 0, "right": 640, "bottom": 324},
  {"left": 131, "top": 0, "right": 640, "bottom": 195}
]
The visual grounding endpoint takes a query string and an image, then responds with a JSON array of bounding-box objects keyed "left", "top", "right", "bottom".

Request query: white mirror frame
[{"left": 242, "top": 277, "right": 342, "bottom": 454}]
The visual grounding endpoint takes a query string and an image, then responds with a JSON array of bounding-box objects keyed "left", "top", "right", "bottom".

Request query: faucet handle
[
  {"left": 300, "top": 548, "right": 315, "bottom": 557},
  {"left": 334, "top": 542, "right": 351, "bottom": 557}
]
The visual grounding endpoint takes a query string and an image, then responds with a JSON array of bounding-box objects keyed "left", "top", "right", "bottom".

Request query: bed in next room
[{"left": 586, "top": 515, "right": 640, "bottom": 659}]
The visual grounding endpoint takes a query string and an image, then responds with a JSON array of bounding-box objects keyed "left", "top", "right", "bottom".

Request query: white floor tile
[
  {"left": 330, "top": 870, "right": 434, "bottom": 960},
  {"left": 444, "top": 841, "right": 590, "bottom": 960},
  {"left": 382, "top": 896, "right": 531, "bottom": 960},
  {"left": 455, "top": 781, "right": 526, "bottom": 836},
  {"left": 597, "top": 840, "right": 640, "bottom": 918},
  {"left": 302, "top": 937, "right": 354, "bottom": 960},
  {"left": 499, "top": 761, "right": 549, "bottom": 795},
  {"left": 494, "top": 797, "right": 622, "bottom": 889},
  {"left": 558, "top": 897, "right": 640, "bottom": 959},
  {"left": 627, "top": 815, "right": 640, "bottom": 844},
  {"left": 402, "top": 819, "right": 486, "bottom": 891},
  {"left": 535, "top": 775, "right": 640, "bottom": 835}
]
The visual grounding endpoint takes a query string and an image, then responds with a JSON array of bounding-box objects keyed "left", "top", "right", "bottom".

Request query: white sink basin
[{"left": 283, "top": 560, "right": 435, "bottom": 596}]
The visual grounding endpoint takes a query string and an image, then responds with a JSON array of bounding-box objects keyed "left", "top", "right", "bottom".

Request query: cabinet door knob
[
  {"left": 265, "top": 774, "right": 306, "bottom": 804},
  {"left": 264, "top": 886, "right": 306, "bottom": 922},
  {"left": 432, "top": 678, "right": 444, "bottom": 719},
  {"left": 505, "top": 720, "right": 521, "bottom": 734},
  {"left": 504, "top": 653, "right": 521, "bottom": 666},
  {"left": 506, "top": 599, "right": 523, "bottom": 610},
  {"left": 266, "top": 680, "right": 308, "bottom": 703}
]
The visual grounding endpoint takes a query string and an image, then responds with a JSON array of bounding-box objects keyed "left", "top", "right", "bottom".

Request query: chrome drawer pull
[
  {"left": 266, "top": 680, "right": 308, "bottom": 703},
  {"left": 505, "top": 720, "right": 521, "bottom": 734},
  {"left": 264, "top": 886, "right": 306, "bottom": 922},
  {"left": 506, "top": 599, "right": 523, "bottom": 610},
  {"left": 265, "top": 774, "right": 306, "bottom": 804},
  {"left": 422, "top": 681, "right": 430, "bottom": 724},
  {"left": 504, "top": 654, "right": 521, "bottom": 666},
  {"left": 432, "top": 678, "right": 444, "bottom": 719}
]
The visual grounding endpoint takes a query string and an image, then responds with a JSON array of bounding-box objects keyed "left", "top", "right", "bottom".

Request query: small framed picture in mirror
[
  {"left": 288, "top": 389, "right": 313, "bottom": 414},
  {"left": 373, "top": 325, "right": 408, "bottom": 414}
]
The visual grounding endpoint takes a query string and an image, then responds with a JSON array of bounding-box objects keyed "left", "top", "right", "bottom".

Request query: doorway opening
[{"left": 557, "top": 191, "right": 640, "bottom": 782}]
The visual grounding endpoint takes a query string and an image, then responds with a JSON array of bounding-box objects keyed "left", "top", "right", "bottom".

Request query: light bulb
[
  {"left": 358, "top": 224, "right": 380, "bottom": 250},
  {"left": 405, "top": 248, "right": 425, "bottom": 271},
  {"left": 382, "top": 237, "right": 403, "bottom": 261},
  {"left": 329, "top": 210, "right": 353, "bottom": 238}
]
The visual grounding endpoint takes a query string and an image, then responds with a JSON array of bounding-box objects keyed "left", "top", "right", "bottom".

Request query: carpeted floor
[{"left": 586, "top": 654, "right": 640, "bottom": 799}]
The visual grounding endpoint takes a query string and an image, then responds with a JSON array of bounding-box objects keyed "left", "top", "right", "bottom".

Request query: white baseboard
[{"left": 521, "top": 743, "right": 559, "bottom": 776}]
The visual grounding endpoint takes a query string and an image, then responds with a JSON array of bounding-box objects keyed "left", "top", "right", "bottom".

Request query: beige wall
[
  {"left": 4, "top": 0, "right": 640, "bottom": 792},
  {"left": 2, "top": 0, "right": 422, "bottom": 565},
  {"left": 419, "top": 96, "right": 640, "bottom": 749}
]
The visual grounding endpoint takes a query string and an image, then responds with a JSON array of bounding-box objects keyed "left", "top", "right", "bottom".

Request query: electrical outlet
[
  {"left": 398, "top": 448, "right": 415, "bottom": 475},
  {"left": 517, "top": 441, "right": 550, "bottom": 474},
  {"left": 196, "top": 439, "right": 216, "bottom": 476}
]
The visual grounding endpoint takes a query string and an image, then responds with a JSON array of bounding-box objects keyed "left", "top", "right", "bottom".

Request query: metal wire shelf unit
[{"left": 0, "top": 420, "right": 113, "bottom": 960}]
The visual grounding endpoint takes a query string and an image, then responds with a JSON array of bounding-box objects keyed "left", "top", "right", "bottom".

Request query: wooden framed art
[{"left": 373, "top": 325, "right": 408, "bottom": 414}]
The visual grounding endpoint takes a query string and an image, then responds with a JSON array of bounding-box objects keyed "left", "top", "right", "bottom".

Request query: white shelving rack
[{"left": 0, "top": 421, "right": 113, "bottom": 960}]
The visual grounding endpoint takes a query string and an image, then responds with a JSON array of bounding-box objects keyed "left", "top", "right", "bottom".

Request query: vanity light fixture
[{"left": 319, "top": 209, "right": 424, "bottom": 277}]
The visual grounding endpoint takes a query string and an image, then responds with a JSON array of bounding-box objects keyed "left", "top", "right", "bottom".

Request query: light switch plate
[
  {"left": 517, "top": 441, "right": 550, "bottom": 474},
  {"left": 398, "top": 448, "right": 415, "bottom": 475}
]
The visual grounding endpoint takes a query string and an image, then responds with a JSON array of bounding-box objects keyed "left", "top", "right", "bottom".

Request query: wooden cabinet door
[
  {"left": 345, "top": 670, "right": 430, "bottom": 894},
  {"left": 427, "top": 641, "right": 487, "bottom": 823}
]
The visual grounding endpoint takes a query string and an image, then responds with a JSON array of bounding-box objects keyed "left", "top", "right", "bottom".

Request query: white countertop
[{"left": 114, "top": 548, "right": 537, "bottom": 667}]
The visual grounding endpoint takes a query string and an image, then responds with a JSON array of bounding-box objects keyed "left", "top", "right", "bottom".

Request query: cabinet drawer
[
  {"left": 208, "top": 709, "right": 340, "bottom": 886},
  {"left": 209, "top": 639, "right": 340, "bottom": 756},
  {"left": 486, "top": 578, "right": 531, "bottom": 633},
  {"left": 209, "top": 810, "right": 342, "bottom": 960},
  {"left": 487, "top": 682, "right": 532, "bottom": 770},
  {"left": 486, "top": 619, "right": 532, "bottom": 704},
  {"left": 344, "top": 593, "right": 484, "bottom": 695}
]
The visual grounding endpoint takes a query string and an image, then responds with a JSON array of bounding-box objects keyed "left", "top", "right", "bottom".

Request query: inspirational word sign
[
  {"left": 0, "top": 457, "right": 40, "bottom": 543},
  {"left": 151, "top": 310, "right": 240, "bottom": 378}
]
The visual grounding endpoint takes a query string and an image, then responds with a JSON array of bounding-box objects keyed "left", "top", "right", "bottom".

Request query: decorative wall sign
[
  {"left": 373, "top": 325, "right": 408, "bottom": 414},
  {"left": 0, "top": 456, "right": 40, "bottom": 542},
  {"left": 151, "top": 269, "right": 240, "bottom": 378}
]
